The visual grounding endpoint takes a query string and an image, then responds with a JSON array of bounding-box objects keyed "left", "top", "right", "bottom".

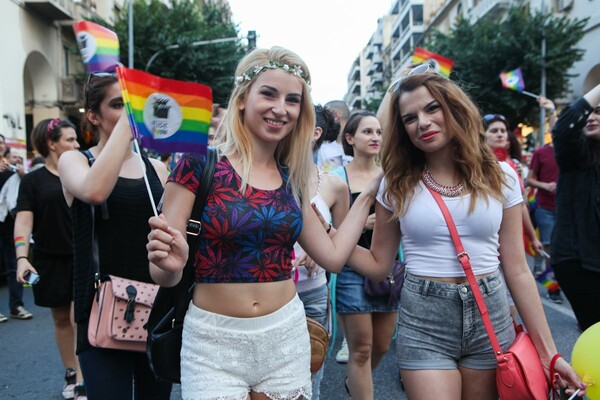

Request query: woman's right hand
[
  {"left": 147, "top": 214, "right": 189, "bottom": 274},
  {"left": 363, "top": 172, "right": 384, "bottom": 199},
  {"left": 16, "top": 259, "right": 38, "bottom": 285}
]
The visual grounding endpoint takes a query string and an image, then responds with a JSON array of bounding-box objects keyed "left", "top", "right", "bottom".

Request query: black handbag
[
  {"left": 146, "top": 147, "right": 217, "bottom": 383},
  {"left": 363, "top": 260, "right": 405, "bottom": 308}
]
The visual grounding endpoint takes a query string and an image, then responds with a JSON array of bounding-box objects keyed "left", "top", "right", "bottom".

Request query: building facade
[
  {"left": 0, "top": 0, "right": 123, "bottom": 160},
  {"left": 345, "top": 0, "right": 600, "bottom": 109}
]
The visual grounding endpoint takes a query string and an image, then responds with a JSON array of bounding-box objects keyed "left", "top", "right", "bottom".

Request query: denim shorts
[
  {"left": 298, "top": 284, "right": 328, "bottom": 328},
  {"left": 336, "top": 265, "right": 399, "bottom": 314},
  {"left": 534, "top": 207, "right": 556, "bottom": 245},
  {"left": 396, "top": 269, "right": 515, "bottom": 370}
]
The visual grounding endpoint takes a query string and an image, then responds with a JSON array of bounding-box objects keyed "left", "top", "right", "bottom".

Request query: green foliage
[
  {"left": 94, "top": 0, "right": 245, "bottom": 104},
  {"left": 427, "top": 6, "right": 587, "bottom": 128}
]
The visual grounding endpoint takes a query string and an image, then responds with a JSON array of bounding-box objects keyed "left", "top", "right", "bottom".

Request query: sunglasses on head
[
  {"left": 483, "top": 114, "right": 507, "bottom": 122},
  {"left": 388, "top": 63, "right": 437, "bottom": 94},
  {"left": 84, "top": 71, "right": 118, "bottom": 109}
]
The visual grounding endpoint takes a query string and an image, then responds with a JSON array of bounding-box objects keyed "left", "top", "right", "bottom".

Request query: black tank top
[{"left": 72, "top": 154, "right": 163, "bottom": 352}]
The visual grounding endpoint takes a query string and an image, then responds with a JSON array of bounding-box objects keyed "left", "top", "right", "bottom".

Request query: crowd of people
[{"left": 1, "top": 45, "right": 598, "bottom": 400}]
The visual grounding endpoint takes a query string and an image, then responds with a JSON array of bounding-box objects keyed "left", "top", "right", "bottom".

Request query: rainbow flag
[
  {"left": 116, "top": 67, "right": 212, "bottom": 154},
  {"left": 73, "top": 21, "right": 120, "bottom": 73},
  {"left": 535, "top": 267, "right": 560, "bottom": 292},
  {"left": 412, "top": 47, "right": 454, "bottom": 77},
  {"left": 500, "top": 67, "right": 525, "bottom": 92}
]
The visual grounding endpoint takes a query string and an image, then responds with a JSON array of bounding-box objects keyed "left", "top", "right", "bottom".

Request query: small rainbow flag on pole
[
  {"left": 73, "top": 21, "right": 120, "bottom": 73},
  {"left": 116, "top": 67, "right": 212, "bottom": 155},
  {"left": 499, "top": 67, "right": 538, "bottom": 99},
  {"left": 412, "top": 47, "right": 454, "bottom": 77}
]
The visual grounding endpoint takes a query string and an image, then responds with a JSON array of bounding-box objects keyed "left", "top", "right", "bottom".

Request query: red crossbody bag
[{"left": 427, "top": 187, "right": 557, "bottom": 400}]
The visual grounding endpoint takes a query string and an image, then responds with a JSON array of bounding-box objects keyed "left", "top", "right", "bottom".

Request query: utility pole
[
  {"left": 128, "top": 0, "right": 134, "bottom": 68},
  {"left": 539, "top": 0, "right": 547, "bottom": 148}
]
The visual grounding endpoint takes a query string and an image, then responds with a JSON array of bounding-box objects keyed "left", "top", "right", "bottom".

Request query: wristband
[
  {"left": 549, "top": 353, "right": 562, "bottom": 390},
  {"left": 16, "top": 256, "right": 28, "bottom": 262},
  {"left": 14, "top": 236, "right": 26, "bottom": 248}
]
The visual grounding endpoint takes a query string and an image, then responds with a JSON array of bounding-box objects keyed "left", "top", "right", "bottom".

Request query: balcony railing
[
  {"left": 469, "top": 0, "right": 511, "bottom": 23},
  {"left": 24, "top": 0, "right": 75, "bottom": 20}
]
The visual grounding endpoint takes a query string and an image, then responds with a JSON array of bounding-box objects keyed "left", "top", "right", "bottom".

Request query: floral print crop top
[{"left": 168, "top": 155, "right": 303, "bottom": 283}]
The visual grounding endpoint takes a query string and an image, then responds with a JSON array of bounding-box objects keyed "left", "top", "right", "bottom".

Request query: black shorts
[{"left": 31, "top": 252, "right": 73, "bottom": 308}]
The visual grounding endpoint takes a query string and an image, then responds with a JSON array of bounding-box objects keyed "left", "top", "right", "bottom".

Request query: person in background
[
  {"left": 552, "top": 82, "right": 600, "bottom": 331},
  {"left": 331, "top": 110, "right": 398, "bottom": 398},
  {"left": 14, "top": 118, "right": 84, "bottom": 399},
  {"left": 58, "top": 69, "right": 171, "bottom": 400},
  {"left": 317, "top": 100, "right": 352, "bottom": 172},
  {"left": 347, "top": 65, "right": 585, "bottom": 398},
  {"left": 147, "top": 46, "right": 381, "bottom": 400},
  {"left": 293, "top": 104, "right": 350, "bottom": 399},
  {"left": 0, "top": 138, "right": 31, "bottom": 322},
  {"left": 527, "top": 96, "right": 563, "bottom": 304}
]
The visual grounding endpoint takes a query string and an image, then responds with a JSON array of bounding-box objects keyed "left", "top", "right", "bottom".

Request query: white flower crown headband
[{"left": 235, "top": 61, "right": 311, "bottom": 87}]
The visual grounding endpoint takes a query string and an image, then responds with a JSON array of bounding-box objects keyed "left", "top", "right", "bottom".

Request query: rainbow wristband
[{"left": 14, "top": 236, "right": 26, "bottom": 248}]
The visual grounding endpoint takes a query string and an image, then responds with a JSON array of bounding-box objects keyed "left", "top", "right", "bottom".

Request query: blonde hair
[
  {"left": 217, "top": 46, "right": 315, "bottom": 210},
  {"left": 381, "top": 73, "right": 506, "bottom": 218}
]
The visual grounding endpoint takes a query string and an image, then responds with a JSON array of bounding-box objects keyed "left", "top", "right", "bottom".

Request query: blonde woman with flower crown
[{"left": 147, "top": 47, "right": 383, "bottom": 400}]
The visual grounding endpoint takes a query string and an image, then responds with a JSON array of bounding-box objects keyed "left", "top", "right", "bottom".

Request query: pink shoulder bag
[{"left": 427, "top": 187, "right": 555, "bottom": 400}]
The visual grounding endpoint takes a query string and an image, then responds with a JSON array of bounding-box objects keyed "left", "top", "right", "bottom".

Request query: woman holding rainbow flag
[
  {"left": 58, "top": 68, "right": 171, "bottom": 400},
  {"left": 147, "top": 46, "right": 384, "bottom": 399}
]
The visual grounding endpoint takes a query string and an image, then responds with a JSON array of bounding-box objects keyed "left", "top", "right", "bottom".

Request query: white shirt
[
  {"left": 376, "top": 162, "right": 522, "bottom": 277},
  {"left": 316, "top": 141, "right": 352, "bottom": 173}
]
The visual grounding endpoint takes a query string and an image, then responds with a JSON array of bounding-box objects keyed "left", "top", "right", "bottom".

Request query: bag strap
[
  {"left": 173, "top": 147, "right": 218, "bottom": 322},
  {"left": 425, "top": 187, "right": 504, "bottom": 357}
]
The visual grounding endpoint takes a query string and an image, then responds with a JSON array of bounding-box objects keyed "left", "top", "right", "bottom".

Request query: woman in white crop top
[{"left": 346, "top": 67, "right": 586, "bottom": 399}]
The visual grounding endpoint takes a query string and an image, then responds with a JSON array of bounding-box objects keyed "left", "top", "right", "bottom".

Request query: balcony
[
  {"left": 24, "top": 0, "right": 76, "bottom": 20},
  {"left": 469, "top": 0, "right": 511, "bottom": 23}
]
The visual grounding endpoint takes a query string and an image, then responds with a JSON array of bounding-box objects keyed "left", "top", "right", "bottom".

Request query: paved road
[{"left": 0, "top": 272, "right": 585, "bottom": 399}]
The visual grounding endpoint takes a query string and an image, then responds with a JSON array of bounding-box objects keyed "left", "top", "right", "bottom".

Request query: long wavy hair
[
  {"left": 218, "top": 47, "right": 314, "bottom": 209},
  {"left": 381, "top": 73, "right": 506, "bottom": 218}
]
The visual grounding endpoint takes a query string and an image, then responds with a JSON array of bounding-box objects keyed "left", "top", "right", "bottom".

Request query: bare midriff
[
  {"left": 418, "top": 271, "right": 494, "bottom": 284},
  {"left": 192, "top": 280, "right": 297, "bottom": 318}
]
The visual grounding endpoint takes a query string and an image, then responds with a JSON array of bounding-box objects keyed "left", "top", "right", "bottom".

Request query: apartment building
[
  {"left": 0, "top": 0, "right": 124, "bottom": 158},
  {"left": 346, "top": 0, "right": 600, "bottom": 109}
]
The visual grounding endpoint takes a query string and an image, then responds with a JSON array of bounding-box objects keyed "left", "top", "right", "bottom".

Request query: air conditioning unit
[
  {"left": 61, "top": 77, "right": 80, "bottom": 103},
  {"left": 558, "top": 0, "right": 573, "bottom": 11}
]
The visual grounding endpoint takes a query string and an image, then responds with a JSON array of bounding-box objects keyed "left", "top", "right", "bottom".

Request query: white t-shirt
[
  {"left": 316, "top": 141, "right": 352, "bottom": 173},
  {"left": 376, "top": 162, "right": 522, "bottom": 277}
]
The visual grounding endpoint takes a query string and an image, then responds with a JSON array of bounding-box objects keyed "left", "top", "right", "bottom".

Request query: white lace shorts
[{"left": 180, "top": 294, "right": 312, "bottom": 400}]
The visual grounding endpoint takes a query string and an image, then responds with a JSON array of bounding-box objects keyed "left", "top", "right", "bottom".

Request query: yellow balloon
[{"left": 572, "top": 322, "right": 600, "bottom": 399}]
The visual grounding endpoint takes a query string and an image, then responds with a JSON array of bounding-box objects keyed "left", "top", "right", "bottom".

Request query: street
[{"left": 0, "top": 269, "right": 584, "bottom": 400}]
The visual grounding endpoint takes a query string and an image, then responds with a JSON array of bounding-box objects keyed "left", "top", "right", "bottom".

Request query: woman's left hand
[{"left": 550, "top": 356, "right": 587, "bottom": 397}]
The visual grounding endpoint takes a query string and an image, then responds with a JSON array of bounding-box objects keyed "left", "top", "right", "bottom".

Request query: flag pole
[
  {"left": 127, "top": 0, "right": 159, "bottom": 217},
  {"left": 520, "top": 90, "right": 539, "bottom": 99},
  {"left": 132, "top": 138, "right": 159, "bottom": 217}
]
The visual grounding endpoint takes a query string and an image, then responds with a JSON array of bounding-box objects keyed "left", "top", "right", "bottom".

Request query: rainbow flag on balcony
[
  {"left": 412, "top": 47, "right": 454, "bottom": 77},
  {"left": 116, "top": 67, "right": 212, "bottom": 155},
  {"left": 73, "top": 21, "right": 120, "bottom": 73}
]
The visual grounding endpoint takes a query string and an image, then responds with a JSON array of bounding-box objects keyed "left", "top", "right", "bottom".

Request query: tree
[
  {"left": 97, "top": 0, "right": 245, "bottom": 104},
  {"left": 427, "top": 5, "right": 587, "bottom": 128}
]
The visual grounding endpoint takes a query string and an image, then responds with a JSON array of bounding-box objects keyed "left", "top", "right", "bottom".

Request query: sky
[{"left": 227, "top": 0, "right": 394, "bottom": 105}]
